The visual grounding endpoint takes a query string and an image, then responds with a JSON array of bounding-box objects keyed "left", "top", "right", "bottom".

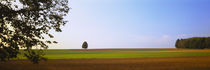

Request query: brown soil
[{"left": 1, "top": 56, "right": 210, "bottom": 70}]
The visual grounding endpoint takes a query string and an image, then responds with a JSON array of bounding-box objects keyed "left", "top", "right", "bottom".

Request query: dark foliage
[
  {"left": 82, "top": 41, "right": 88, "bottom": 49},
  {"left": 0, "top": 0, "right": 69, "bottom": 64},
  {"left": 175, "top": 37, "right": 210, "bottom": 49}
]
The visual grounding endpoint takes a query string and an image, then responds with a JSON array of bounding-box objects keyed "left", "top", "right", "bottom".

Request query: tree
[
  {"left": 82, "top": 41, "right": 88, "bottom": 49},
  {"left": 175, "top": 39, "right": 180, "bottom": 48},
  {"left": 0, "top": 0, "right": 69, "bottom": 64},
  {"left": 175, "top": 37, "right": 210, "bottom": 49}
]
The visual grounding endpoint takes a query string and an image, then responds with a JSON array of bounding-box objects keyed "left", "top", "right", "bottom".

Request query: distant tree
[
  {"left": 0, "top": 0, "right": 69, "bottom": 64},
  {"left": 205, "top": 38, "right": 210, "bottom": 48},
  {"left": 82, "top": 41, "right": 88, "bottom": 49},
  {"left": 175, "top": 37, "right": 210, "bottom": 49},
  {"left": 175, "top": 39, "right": 180, "bottom": 48}
]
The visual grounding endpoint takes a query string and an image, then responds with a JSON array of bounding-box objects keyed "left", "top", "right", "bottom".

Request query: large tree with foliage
[{"left": 0, "top": 0, "right": 69, "bottom": 63}]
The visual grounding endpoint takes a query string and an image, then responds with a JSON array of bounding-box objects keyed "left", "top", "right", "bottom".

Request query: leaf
[
  {"left": 48, "top": 34, "right": 54, "bottom": 38},
  {"left": 53, "top": 41, "right": 58, "bottom": 44}
]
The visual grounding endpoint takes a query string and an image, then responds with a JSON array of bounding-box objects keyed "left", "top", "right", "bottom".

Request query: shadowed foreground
[{"left": 1, "top": 56, "right": 210, "bottom": 70}]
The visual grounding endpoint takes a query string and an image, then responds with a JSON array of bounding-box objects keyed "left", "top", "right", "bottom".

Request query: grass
[
  {"left": 45, "top": 52, "right": 210, "bottom": 59},
  {"left": 4, "top": 49, "right": 210, "bottom": 70},
  {"left": 17, "top": 49, "right": 210, "bottom": 59}
]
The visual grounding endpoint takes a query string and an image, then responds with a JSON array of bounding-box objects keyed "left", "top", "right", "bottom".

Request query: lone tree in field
[
  {"left": 0, "top": 0, "right": 69, "bottom": 64},
  {"left": 82, "top": 41, "right": 88, "bottom": 49}
]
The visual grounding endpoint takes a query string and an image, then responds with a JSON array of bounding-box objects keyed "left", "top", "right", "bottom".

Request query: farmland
[
  {"left": 17, "top": 49, "right": 210, "bottom": 59},
  {"left": 1, "top": 49, "right": 210, "bottom": 70}
]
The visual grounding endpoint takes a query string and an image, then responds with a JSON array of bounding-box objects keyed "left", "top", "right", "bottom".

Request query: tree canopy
[
  {"left": 82, "top": 41, "right": 88, "bottom": 49},
  {"left": 0, "top": 0, "right": 69, "bottom": 64},
  {"left": 175, "top": 37, "right": 210, "bottom": 49}
]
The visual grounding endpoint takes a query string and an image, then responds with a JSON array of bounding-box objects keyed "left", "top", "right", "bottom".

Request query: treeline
[{"left": 175, "top": 37, "right": 210, "bottom": 49}]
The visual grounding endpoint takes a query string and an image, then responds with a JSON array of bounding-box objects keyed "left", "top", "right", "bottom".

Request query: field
[{"left": 1, "top": 49, "right": 210, "bottom": 70}]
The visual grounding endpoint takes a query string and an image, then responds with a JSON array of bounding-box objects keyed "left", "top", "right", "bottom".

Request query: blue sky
[{"left": 49, "top": 0, "right": 210, "bottom": 49}]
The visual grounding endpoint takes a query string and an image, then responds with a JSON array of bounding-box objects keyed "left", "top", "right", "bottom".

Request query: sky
[{"left": 49, "top": 0, "right": 210, "bottom": 49}]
